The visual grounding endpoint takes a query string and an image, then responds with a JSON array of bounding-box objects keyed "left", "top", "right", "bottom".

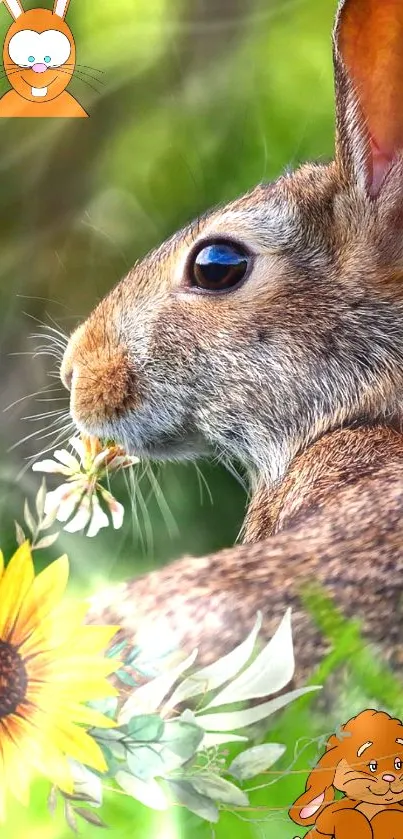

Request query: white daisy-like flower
[{"left": 32, "top": 436, "right": 139, "bottom": 538}]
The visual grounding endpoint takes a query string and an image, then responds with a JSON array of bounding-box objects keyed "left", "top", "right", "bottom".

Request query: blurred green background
[{"left": 0, "top": 0, "right": 357, "bottom": 836}]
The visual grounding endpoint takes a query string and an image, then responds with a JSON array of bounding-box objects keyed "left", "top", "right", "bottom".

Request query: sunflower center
[{"left": 0, "top": 640, "right": 28, "bottom": 717}]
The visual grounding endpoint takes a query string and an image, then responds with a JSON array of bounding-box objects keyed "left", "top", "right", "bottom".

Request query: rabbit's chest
[{"left": 356, "top": 801, "right": 393, "bottom": 819}]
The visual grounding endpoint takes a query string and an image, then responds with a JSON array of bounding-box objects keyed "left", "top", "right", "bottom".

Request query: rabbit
[
  {"left": 289, "top": 709, "right": 403, "bottom": 838},
  {"left": 60, "top": 0, "right": 403, "bottom": 686},
  {"left": 0, "top": 0, "right": 88, "bottom": 117}
]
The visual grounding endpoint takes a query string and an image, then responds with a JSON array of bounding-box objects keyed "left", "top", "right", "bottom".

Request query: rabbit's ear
[
  {"left": 3, "top": 0, "right": 24, "bottom": 20},
  {"left": 333, "top": 0, "right": 403, "bottom": 196},
  {"left": 289, "top": 748, "right": 336, "bottom": 827},
  {"left": 53, "top": 0, "right": 71, "bottom": 19}
]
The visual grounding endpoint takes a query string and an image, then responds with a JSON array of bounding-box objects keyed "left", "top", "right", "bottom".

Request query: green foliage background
[{"left": 0, "top": 0, "right": 392, "bottom": 837}]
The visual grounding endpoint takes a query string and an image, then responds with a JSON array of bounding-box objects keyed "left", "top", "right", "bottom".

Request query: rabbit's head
[
  {"left": 290, "top": 710, "right": 403, "bottom": 827},
  {"left": 62, "top": 0, "right": 403, "bottom": 481},
  {"left": 2, "top": 1, "right": 75, "bottom": 103}
]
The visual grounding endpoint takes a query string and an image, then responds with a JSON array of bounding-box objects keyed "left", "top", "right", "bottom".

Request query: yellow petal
[
  {"left": 0, "top": 542, "right": 34, "bottom": 641},
  {"left": 3, "top": 714, "right": 73, "bottom": 794},
  {"left": 10, "top": 554, "right": 69, "bottom": 646},
  {"left": 27, "top": 654, "right": 119, "bottom": 682},
  {"left": 18, "top": 599, "right": 89, "bottom": 657},
  {"left": 28, "top": 675, "right": 118, "bottom": 701},
  {"left": 52, "top": 702, "right": 117, "bottom": 730},
  {"left": 48, "top": 718, "right": 108, "bottom": 773},
  {"left": 0, "top": 729, "right": 31, "bottom": 806},
  {"left": 0, "top": 743, "right": 6, "bottom": 822}
]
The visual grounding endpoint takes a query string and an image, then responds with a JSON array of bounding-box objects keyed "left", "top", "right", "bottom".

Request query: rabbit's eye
[
  {"left": 28, "top": 55, "right": 35, "bottom": 63},
  {"left": 395, "top": 758, "right": 402, "bottom": 771},
  {"left": 369, "top": 761, "right": 378, "bottom": 772},
  {"left": 188, "top": 241, "right": 249, "bottom": 293}
]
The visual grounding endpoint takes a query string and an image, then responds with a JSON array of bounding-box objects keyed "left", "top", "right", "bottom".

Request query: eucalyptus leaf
[
  {"left": 127, "top": 744, "right": 166, "bottom": 781},
  {"left": 24, "top": 499, "right": 37, "bottom": 536},
  {"left": 64, "top": 800, "right": 78, "bottom": 833},
  {"left": 190, "top": 773, "right": 249, "bottom": 807},
  {"left": 205, "top": 609, "right": 294, "bottom": 707},
  {"left": 161, "top": 720, "right": 204, "bottom": 758},
  {"left": 164, "top": 613, "right": 262, "bottom": 711},
  {"left": 127, "top": 714, "right": 165, "bottom": 742},
  {"left": 47, "top": 785, "right": 58, "bottom": 816},
  {"left": 195, "top": 685, "right": 321, "bottom": 731},
  {"left": 116, "top": 668, "right": 138, "bottom": 687},
  {"left": 89, "top": 697, "right": 118, "bottom": 719},
  {"left": 228, "top": 743, "right": 286, "bottom": 780},
  {"left": 34, "top": 532, "right": 60, "bottom": 550},
  {"left": 35, "top": 479, "right": 47, "bottom": 520},
  {"left": 107, "top": 640, "right": 129, "bottom": 659},
  {"left": 39, "top": 506, "right": 59, "bottom": 531},
  {"left": 116, "top": 771, "right": 169, "bottom": 810},
  {"left": 198, "top": 732, "right": 248, "bottom": 750},
  {"left": 118, "top": 649, "right": 198, "bottom": 724},
  {"left": 68, "top": 760, "right": 103, "bottom": 807},
  {"left": 167, "top": 780, "right": 219, "bottom": 823},
  {"left": 14, "top": 520, "right": 26, "bottom": 547},
  {"left": 74, "top": 808, "right": 108, "bottom": 828}
]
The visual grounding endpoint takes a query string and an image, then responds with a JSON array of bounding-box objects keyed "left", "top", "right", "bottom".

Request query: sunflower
[{"left": 0, "top": 542, "right": 120, "bottom": 820}]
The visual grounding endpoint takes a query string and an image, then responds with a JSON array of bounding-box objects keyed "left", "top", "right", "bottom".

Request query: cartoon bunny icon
[
  {"left": 290, "top": 710, "right": 403, "bottom": 838},
  {"left": 0, "top": 0, "right": 88, "bottom": 116}
]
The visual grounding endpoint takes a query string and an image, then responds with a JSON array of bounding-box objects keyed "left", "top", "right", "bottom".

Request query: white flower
[{"left": 32, "top": 435, "right": 139, "bottom": 538}]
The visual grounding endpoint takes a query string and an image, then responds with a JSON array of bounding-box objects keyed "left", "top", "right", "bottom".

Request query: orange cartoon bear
[
  {"left": 0, "top": 0, "right": 88, "bottom": 117},
  {"left": 290, "top": 710, "right": 403, "bottom": 838}
]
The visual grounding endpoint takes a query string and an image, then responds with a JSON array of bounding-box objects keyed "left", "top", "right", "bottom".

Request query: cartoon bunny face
[
  {"left": 290, "top": 711, "right": 403, "bottom": 829},
  {"left": 333, "top": 728, "right": 403, "bottom": 806},
  {"left": 3, "top": 8, "right": 75, "bottom": 103}
]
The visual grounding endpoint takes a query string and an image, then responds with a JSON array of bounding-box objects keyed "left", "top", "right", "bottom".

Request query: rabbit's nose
[
  {"left": 32, "top": 63, "right": 48, "bottom": 73},
  {"left": 382, "top": 774, "right": 396, "bottom": 783}
]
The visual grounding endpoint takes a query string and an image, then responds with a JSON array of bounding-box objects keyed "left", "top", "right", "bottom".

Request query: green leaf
[
  {"left": 14, "top": 520, "right": 26, "bottom": 547},
  {"left": 116, "top": 668, "right": 138, "bottom": 687},
  {"left": 167, "top": 780, "right": 219, "bottom": 822},
  {"left": 24, "top": 499, "right": 37, "bottom": 536},
  {"left": 33, "top": 532, "right": 60, "bottom": 550},
  {"left": 205, "top": 609, "right": 294, "bottom": 708},
  {"left": 118, "top": 649, "right": 198, "bottom": 724},
  {"left": 228, "top": 743, "right": 286, "bottom": 780},
  {"left": 88, "top": 697, "right": 118, "bottom": 719},
  {"left": 127, "top": 744, "right": 166, "bottom": 781},
  {"left": 115, "top": 771, "right": 169, "bottom": 810},
  {"left": 74, "top": 808, "right": 108, "bottom": 828},
  {"left": 35, "top": 478, "right": 47, "bottom": 520},
  {"left": 195, "top": 685, "right": 320, "bottom": 731},
  {"left": 69, "top": 760, "right": 103, "bottom": 807},
  {"left": 161, "top": 720, "right": 204, "bottom": 759},
  {"left": 190, "top": 773, "right": 249, "bottom": 807},
  {"left": 47, "top": 785, "right": 58, "bottom": 816},
  {"left": 127, "top": 714, "right": 165, "bottom": 742},
  {"left": 39, "top": 506, "right": 59, "bottom": 531},
  {"left": 107, "top": 640, "right": 129, "bottom": 659},
  {"left": 165, "top": 613, "right": 262, "bottom": 710},
  {"left": 64, "top": 800, "right": 78, "bottom": 833}
]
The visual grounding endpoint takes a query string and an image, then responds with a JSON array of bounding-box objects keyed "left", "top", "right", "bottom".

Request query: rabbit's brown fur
[
  {"left": 290, "top": 709, "right": 403, "bottom": 838},
  {"left": 62, "top": 0, "right": 403, "bottom": 683}
]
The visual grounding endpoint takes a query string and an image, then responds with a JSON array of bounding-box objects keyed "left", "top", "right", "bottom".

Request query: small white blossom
[{"left": 32, "top": 435, "right": 139, "bottom": 538}]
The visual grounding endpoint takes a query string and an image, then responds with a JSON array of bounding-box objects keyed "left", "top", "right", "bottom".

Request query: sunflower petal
[
  {"left": 10, "top": 554, "right": 69, "bottom": 646},
  {"left": 18, "top": 600, "right": 90, "bottom": 657},
  {"left": 49, "top": 719, "right": 108, "bottom": 773},
  {"left": 0, "top": 542, "right": 34, "bottom": 642},
  {"left": 2, "top": 714, "right": 74, "bottom": 794}
]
